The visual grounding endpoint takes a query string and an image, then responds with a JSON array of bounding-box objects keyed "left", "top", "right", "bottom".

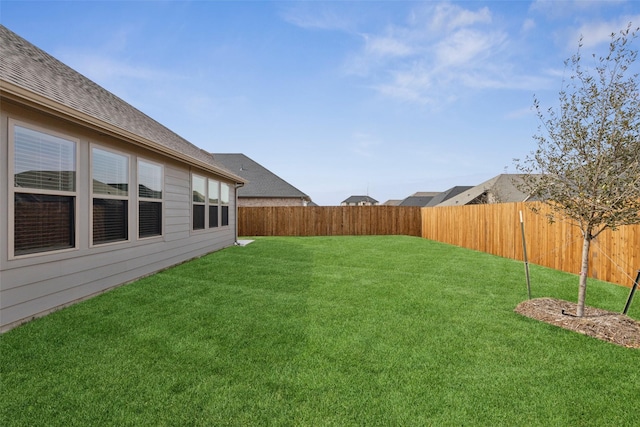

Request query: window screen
[
  {"left": 14, "top": 125, "right": 76, "bottom": 192},
  {"left": 138, "top": 161, "right": 162, "bottom": 238},
  {"left": 139, "top": 161, "right": 162, "bottom": 199},
  {"left": 139, "top": 201, "right": 162, "bottom": 238},
  {"left": 93, "top": 199, "right": 128, "bottom": 243},
  {"left": 12, "top": 124, "right": 76, "bottom": 256},
  {"left": 193, "top": 205, "right": 205, "bottom": 230},
  {"left": 93, "top": 147, "right": 129, "bottom": 244},
  {"left": 14, "top": 194, "right": 75, "bottom": 255},
  {"left": 93, "top": 148, "right": 128, "bottom": 196}
]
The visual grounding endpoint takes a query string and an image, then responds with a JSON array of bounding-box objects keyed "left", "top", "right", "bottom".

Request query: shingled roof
[
  {"left": 0, "top": 25, "right": 243, "bottom": 183},
  {"left": 213, "top": 153, "right": 310, "bottom": 200},
  {"left": 342, "top": 195, "right": 379, "bottom": 205},
  {"left": 425, "top": 186, "right": 473, "bottom": 207},
  {"left": 399, "top": 191, "right": 440, "bottom": 207},
  {"left": 437, "top": 174, "right": 533, "bottom": 206}
]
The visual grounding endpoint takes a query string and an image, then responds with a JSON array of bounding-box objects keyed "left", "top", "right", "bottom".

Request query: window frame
[
  {"left": 192, "top": 174, "right": 206, "bottom": 231},
  {"left": 191, "top": 174, "right": 231, "bottom": 232},
  {"left": 221, "top": 182, "right": 230, "bottom": 227},
  {"left": 8, "top": 119, "right": 79, "bottom": 259},
  {"left": 208, "top": 178, "right": 220, "bottom": 228},
  {"left": 137, "top": 158, "right": 164, "bottom": 239},
  {"left": 90, "top": 144, "right": 131, "bottom": 247}
]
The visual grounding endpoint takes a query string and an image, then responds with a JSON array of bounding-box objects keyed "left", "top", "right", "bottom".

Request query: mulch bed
[{"left": 515, "top": 298, "right": 640, "bottom": 349}]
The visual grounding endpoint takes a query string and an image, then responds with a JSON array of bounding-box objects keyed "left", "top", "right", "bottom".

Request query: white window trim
[
  {"left": 90, "top": 143, "right": 132, "bottom": 247},
  {"left": 8, "top": 119, "right": 80, "bottom": 260},
  {"left": 137, "top": 158, "right": 164, "bottom": 240}
]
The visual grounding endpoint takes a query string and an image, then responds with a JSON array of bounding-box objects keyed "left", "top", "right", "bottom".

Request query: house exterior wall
[
  {"left": 238, "top": 197, "right": 308, "bottom": 207},
  {"left": 0, "top": 100, "right": 237, "bottom": 331}
]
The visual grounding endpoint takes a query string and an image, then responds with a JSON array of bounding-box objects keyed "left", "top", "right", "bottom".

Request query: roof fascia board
[{"left": 1, "top": 81, "right": 245, "bottom": 183}]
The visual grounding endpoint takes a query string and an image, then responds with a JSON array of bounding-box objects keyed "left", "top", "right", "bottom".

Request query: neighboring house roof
[
  {"left": 383, "top": 199, "right": 403, "bottom": 206},
  {"left": 0, "top": 25, "right": 243, "bottom": 184},
  {"left": 425, "top": 186, "right": 473, "bottom": 207},
  {"left": 436, "top": 174, "right": 532, "bottom": 206},
  {"left": 213, "top": 153, "right": 310, "bottom": 200},
  {"left": 399, "top": 191, "right": 440, "bottom": 207},
  {"left": 342, "top": 195, "right": 378, "bottom": 204}
]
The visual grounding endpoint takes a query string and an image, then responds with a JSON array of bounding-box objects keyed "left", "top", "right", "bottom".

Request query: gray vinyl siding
[
  {"left": 165, "top": 168, "right": 191, "bottom": 241},
  {"left": 1, "top": 103, "right": 238, "bottom": 332}
]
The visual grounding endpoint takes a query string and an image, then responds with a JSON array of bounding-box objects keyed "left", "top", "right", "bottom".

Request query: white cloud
[
  {"left": 58, "top": 51, "right": 173, "bottom": 84},
  {"left": 505, "top": 105, "right": 536, "bottom": 120},
  {"left": 54, "top": 23, "right": 178, "bottom": 87},
  {"left": 374, "top": 78, "right": 433, "bottom": 105},
  {"left": 522, "top": 18, "right": 536, "bottom": 33},
  {"left": 350, "top": 131, "right": 382, "bottom": 158},
  {"left": 435, "top": 28, "right": 506, "bottom": 68},
  {"left": 571, "top": 16, "right": 640, "bottom": 49},
  {"left": 427, "top": 2, "right": 492, "bottom": 32},
  {"left": 279, "top": 3, "right": 354, "bottom": 32},
  {"left": 529, "top": 0, "right": 624, "bottom": 18},
  {"left": 287, "top": 1, "right": 557, "bottom": 107},
  {"left": 357, "top": 3, "right": 512, "bottom": 105},
  {"left": 528, "top": 1, "right": 638, "bottom": 51},
  {"left": 364, "top": 34, "right": 414, "bottom": 57},
  {"left": 54, "top": 47, "right": 211, "bottom": 136},
  {"left": 102, "top": 26, "right": 136, "bottom": 53}
]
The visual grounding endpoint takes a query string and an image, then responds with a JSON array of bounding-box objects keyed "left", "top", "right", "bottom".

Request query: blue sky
[{"left": 3, "top": 1, "right": 640, "bottom": 205}]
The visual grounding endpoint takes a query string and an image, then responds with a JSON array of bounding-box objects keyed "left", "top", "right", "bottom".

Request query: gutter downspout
[{"left": 234, "top": 182, "right": 245, "bottom": 245}]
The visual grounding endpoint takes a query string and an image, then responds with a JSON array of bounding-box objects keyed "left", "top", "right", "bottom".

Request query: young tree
[{"left": 516, "top": 24, "right": 640, "bottom": 317}]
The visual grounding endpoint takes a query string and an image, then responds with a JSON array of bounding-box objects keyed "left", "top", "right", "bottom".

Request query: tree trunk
[{"left": 576, "top": 235, "right": 591, "bottom": 317}]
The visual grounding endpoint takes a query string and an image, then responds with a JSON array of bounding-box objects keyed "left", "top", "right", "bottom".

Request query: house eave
[{"left": 1, "top": 81, "right": 246, "bottom": 184}]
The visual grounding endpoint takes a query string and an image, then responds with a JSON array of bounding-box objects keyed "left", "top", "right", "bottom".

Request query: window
[
  {"left": 192, "top": 175, "right": 206, "bottom": 230},
  {"left": 92, "top": 147, "right": 129, "bottom": 244},
  {"left": 138, "top": 160, "right": 163, "bottom": 238},
  {"left": 11, "top": 123, "right": 77, "bottom": 256},
  {"left": 208, "top": 179, "right": 219, "bottom": 228},
  {"left": 192, "top": 175, "right": 230, "bottom": 230},
  {"left": 221, "top": 183, "right": 230, "bottom": 226}
]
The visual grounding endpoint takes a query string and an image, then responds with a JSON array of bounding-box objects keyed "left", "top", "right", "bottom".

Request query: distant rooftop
[
  {"left": 437, "top": 174, "right": 534, "bottom": 206},
  {"left": 425, "top": 186, "right": 473, "bottom": 207},
  {"left": 342, "top": 195, "right": 379, "bottom": 204},
  {"left": 399, "top": 191, "right": 440, "bottom": 207}
]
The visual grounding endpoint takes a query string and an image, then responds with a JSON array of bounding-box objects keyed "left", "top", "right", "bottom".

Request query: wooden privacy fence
[
  {"left": 237, "top": 203, "right": 639, "bottom": 287},
  {"left": 238, "top": 206, "right": 422, "bottom": 237},
  {"left": 421, "top": 202, "right": 640, "bottom": 288}
]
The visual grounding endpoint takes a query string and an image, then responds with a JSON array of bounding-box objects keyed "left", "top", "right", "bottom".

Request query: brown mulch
[{"left": 514, "top": 298, "right": 640, "bottom": 349}]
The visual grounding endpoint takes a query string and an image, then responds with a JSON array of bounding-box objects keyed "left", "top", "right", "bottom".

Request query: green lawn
[{"left": 1, "top": 236, "right": 638, "bottom": 426}]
